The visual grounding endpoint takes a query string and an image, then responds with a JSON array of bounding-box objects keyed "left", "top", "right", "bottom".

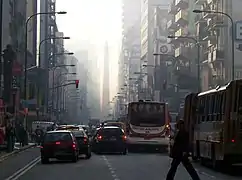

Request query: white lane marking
[
  {"left": 4, "top": 157, "right": 40, "bottom": 180},
  {"left": 103, "top": 156, "right": 121, "bottom": 180}
]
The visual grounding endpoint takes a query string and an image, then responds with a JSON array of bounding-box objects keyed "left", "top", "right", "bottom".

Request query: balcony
[
  {"left": 167, "top": 19, "right": 179, "bottom": 31},
  {"left": 175, "top": 9, "right": 188, "bottom": 26},
  {"left": 203, "top": 33, "right": 216, "bottom": 45},
  {"left": 207, "top": 0, "right": 216, "bottom": 5},
  {"left": 168, "top": 3, "right": 178, "bottom": 15},
  {"left": 212, "top": 49, "right": 224, "bottom": 62},
  {"left": 175, "top": 0, "right": 188, "bottom": 9},
  {"left": 175, "top": 46, "right": 189, "bottom": 60},
  {"left": 202, "top": 4, "right": 216, "bottom": 19},
  {"left": 194, "top": 0, "right": 206, "bottom": 5},
  {"left": 175, "top": 27, "right": 188, "bottom": 37},
  {"left": 195, "top": 14, "right": 206, "bottom": 25}
]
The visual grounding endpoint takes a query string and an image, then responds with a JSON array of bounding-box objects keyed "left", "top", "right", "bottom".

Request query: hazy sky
[{"left": 56, "top": 0, "right": 122, "bottom": 99}]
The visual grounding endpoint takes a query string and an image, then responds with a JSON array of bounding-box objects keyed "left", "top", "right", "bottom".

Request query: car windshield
[{"left": 44, "top": 132, "right": 72, "bottom": 142}]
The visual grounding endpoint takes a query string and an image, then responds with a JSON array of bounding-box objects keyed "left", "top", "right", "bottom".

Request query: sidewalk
[{"left": 0, "top": 143, "right": 35, "bottom": 162}]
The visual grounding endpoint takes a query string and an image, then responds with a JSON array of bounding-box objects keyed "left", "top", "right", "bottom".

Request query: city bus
[
  {"left": 127, "top": 100, "right": 170, "bottom": 151},
  {"left": 184, "top": 80, "right": 242, "bottom": 168}
]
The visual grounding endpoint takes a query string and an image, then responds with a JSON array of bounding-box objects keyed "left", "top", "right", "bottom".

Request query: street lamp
[
  {"left": 24, "top": 11, "right": 67, "bottom": 110},
  {"left": 193, "top": 9, "right": 235, "bottom": 80},
  {"left": 38, "top": 36, "right": 70, "bottom": 65},
  {"left": 168, "top": 35, "right": 201, "bottom": 91},
  {"left": 56, "top": 72, "right": 76, "bottom": 121},
  {"left": 48, "top": 52, "right": 74, "bottom": 66},
  {"left": 51, "top": 64, "right": 75, "bottom": 112}
]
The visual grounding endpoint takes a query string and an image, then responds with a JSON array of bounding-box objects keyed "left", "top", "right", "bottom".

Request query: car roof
[
  {"left": 100, "top": 126, "right": 121, "bottom": 129},
  {"left": 47, "top": 130, "right": 71, "bottom": 134}
]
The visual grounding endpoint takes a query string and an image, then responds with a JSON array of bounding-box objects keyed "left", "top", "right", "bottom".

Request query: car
[
  {"left": 55, "top": 125, "right": 82, "bottom": 131},
  {"left": 40, "top": 130, "right": 79, "bottom": 164},
  {"left": 71, "top": 129, "right": 92, "bottom": 159},
  {"left": 92, "top": 126, "right": 127, "bottom": 155}
]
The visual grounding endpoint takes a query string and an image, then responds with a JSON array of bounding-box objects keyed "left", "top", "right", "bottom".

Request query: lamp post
[
  {"left": 24, "top": 11, "right": 66, "bottom": 128},
  {"left": 38, "top": 36, "right": 70, "bottom": 66},
  {"left": 168, "top": 35, "right": 201, "bottom": 92},
  {"left": 56, "top": 73, "right": 76, "bottom": 121},
  {"left": 50, "top": 62, "right": 75, "bottom": 114},
  {"left": 193, "top": 9, "right": 235, "bottom": 80}
]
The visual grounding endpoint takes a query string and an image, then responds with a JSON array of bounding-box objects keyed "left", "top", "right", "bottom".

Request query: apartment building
[
  {"left": 117, "top": 0, "right": 141, "bottom": 117},
  {"left": 195, "top": 0, "right": 242, "bottom": 91},
  {"left": 167, "top": 0, "right": 198, "bottom": 93}
]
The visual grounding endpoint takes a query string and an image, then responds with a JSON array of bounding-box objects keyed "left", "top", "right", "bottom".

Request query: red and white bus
[{"left": 127, "top": 100, "right": 170, "bottom": 150}]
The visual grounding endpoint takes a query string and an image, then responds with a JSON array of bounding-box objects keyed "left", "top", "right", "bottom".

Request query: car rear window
[
  {"left": 72, "top": 130, "right": 85, "bottom": 137},
  {"left": 98, "top": 128, "right": 124, "bottom": 136},
  {"left": 44, "top": 132, "right": 72, "bottom": 142}
]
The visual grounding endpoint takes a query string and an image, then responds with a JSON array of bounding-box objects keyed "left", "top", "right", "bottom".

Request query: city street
[{"left": 2, "top": 150, "right": 242, "bottom": 180}]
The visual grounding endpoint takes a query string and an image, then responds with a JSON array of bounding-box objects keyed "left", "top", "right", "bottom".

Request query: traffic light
[
  {"left": 75, "top": 80, "right": 79, "bottom": 89},
  {"left": 162, "top": 80, "right": 167, "bottom": 90}
]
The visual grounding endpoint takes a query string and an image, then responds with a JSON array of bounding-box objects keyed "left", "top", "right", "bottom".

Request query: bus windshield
[{"left": 129, "top": 102, "right": 165, "bottom": 126}]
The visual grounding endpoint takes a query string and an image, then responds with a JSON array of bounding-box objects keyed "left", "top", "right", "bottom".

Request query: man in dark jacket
[
  {"left": 5, "top": 121, "right": 15, "bottom": 152},
  {"left": 166, "top": 120, "right": 200, "bottom": 180}
]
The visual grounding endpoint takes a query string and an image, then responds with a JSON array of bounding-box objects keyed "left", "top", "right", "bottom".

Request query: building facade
[
  {"left": 195, "top": 0, "right": 242, "bottom": 91},
  {"left": 117, "top": 0, "right": 141, "bottom": 117}
]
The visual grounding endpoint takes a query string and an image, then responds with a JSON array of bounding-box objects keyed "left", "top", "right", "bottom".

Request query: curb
[{"left": 0, "top": 144, "right": 36, "bottom": 163}]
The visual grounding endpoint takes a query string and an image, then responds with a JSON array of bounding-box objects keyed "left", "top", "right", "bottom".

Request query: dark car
[
  {"left": 40, "top": 130, "right": 79, "bottom": 164},
  {"left": 72, "top": 129, "right": 91, "bottom": 159},
  {"left": 92, "top": 126, "right": 127, "bottom": 154}
]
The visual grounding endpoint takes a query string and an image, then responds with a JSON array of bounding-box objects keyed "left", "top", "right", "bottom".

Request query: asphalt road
[
  {"left": 2, "top": 151, "right": 241, "bottom": 180},
  {"left": 0, "top": 146, "right": 39, "bottom": 180}
]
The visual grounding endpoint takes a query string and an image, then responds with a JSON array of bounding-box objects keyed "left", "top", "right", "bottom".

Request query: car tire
[
  {"left": 72, "top": 155, "right": 78, "bottom": 163},
  {"left": 122, "top": 149, "right": 127, "bottom": 155},
  {"left": 41, "top": 157, "right": 49, "bottom": 164},
  {"left": 86, "top": 152, "right": 92, "bottom": 159}
]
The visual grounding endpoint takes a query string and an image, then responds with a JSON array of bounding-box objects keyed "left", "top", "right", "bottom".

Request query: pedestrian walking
[
  {"left": 166, "top": 120, "right": 200, "bottom": 180},
  {"left": 18, "top": 123, "right": 25, "bottom": 147},
  {"left": 5, "top": 120, "right": 15, "bottom": 152}
]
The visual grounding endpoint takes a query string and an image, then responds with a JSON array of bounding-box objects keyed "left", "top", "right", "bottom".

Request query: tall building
[
  {"left": 117, "top": 0, "right": 141, "bottom": 117},
  {"left": 26, "top": 0, "right": 38, "bottom": 61},
  {"left": 86, "top": 46, "right": 101, "bottom": 119},
  {"left": 75, "top": 50, "right": 89, "bottom": 122},
  {"left": 195, "top": 0, "right": 242, "bottom": 90},
  {"left": 1, "top": 0, "right": 28, "bottom": 115},
  {"left": 37, "top": 0, "right": 57, "bottom": 114},
  {"left": 102, "top": 42, "right": 110, "bottom": 119},
  {"left": 140, "top": 0, "right": 171, "bottom": 100},
  {"left": 167, "top": 0, "right": 198, "bottom": 103}
]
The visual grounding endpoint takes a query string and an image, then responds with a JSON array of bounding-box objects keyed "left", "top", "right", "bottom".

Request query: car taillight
[
  {"left": 83, "top": 137, "right": 88, "bottom": 144},
  {"left": 55, "top": 141, "right": 61, "bottom": 145},
  {"left": 72, "top": 143, "right": 76, "bottom": 149},
  {"left": 97, "top": 135, "right": 102, "bottom": 141},
  {"left": 231, "top": 139, "right": 235, "bottom": 143},
  {"left": 122, "top": 135, "right": 127, "bottom": 140},
  {"left": 39, "top": 146, "right": 43, "bottom": 149}
]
